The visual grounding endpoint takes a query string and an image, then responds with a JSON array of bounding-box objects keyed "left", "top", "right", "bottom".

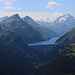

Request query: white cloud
[
  {"left": 18, "top": 8, "right": 22, "bottom": 10},
  {"left": 0, "top": 0, "right": 15, "bottom": 2},
  {"left": 46, "top": 1, "right": 62, "bottom": 8},
  {"left": 38, "top": 16, "right": 52, "bottom": 22},
  {"left": 0, "top": 0, "right": 6, "bottom": 2},
  {"left": 51, "top": 12, "right": 63, "bottom": 19},
  {"left": 0, "top": 0, "right": 15, "bottom": 5},
  {"left": 4, "top": 2, "right": 12, "bottom": 5},
  {"left": 0, "top": 12, "right": 63, "bottom": 22},
  {"left": 4, "top": 6, "right": 15, "bottom": 10},
  {"left": 7, "top": 0, "right": 15, "bottom": 1},
  {"left": 34, "top": 12, "right": 63, "bottom": 22}
]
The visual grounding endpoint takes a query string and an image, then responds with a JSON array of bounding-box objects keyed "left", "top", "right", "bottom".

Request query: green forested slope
[
  {"left": 0, "top": 14, "right": 48, "bottom": 44},
  {"left": 56, "top": 27, "right": 75, "bottom": 44},
  {"left": 34, "top": 44, "right": 75, "bottom": 75},
  {"left": 0, "top": 31, "right": 44, "bottom": 75},
  {"left": 34, "top": 27, "right": 75, "bottom": 75}
]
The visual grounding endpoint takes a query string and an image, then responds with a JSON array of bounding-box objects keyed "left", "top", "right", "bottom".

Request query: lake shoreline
[
  {"left": 31, "top": 44, "right": 56, "bottom": 52},
  {"left": 28, "top": 37, "right": 60, "bottom": 46}
]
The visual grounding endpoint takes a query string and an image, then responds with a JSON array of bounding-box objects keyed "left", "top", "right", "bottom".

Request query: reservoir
[{"left": 28, "top": 37, "right": 60, "bottom": 46}]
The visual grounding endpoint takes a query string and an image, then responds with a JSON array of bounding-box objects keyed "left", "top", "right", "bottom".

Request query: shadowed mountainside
[
  {"left": 0, "top": 31, "right": 44, "bottom": 75},
  {"left": 0, "top": 14, "right": 48, "bottom": 44},
  {"left": 22, "top": 16, "right": 59, "bottom": 38}
]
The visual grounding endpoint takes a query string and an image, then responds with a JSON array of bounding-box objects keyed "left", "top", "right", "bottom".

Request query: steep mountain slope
[
  {"left": 34, "top": 45, "right": 75, "bottom": 75},
  {"left": 22, "top": 16, "right": 58, "bottom": 38},
  {"left": 52, "top": 14, "right": 73, "bottom": 24},
  {"left": 56, "top": 27, "right": 75, "bottom": 44},
  {"left": 22, "top": 16, "right": 39, "bottom": 26},
  {"left": 0, "top": 31, "right": 44, "bottom": 75},
  {"left": 37, "top": 14, "right": 75, "bottom": 36},
  {"left": 44, "top": 27, "right": 75, "bottom": 63},
  {"left": 34, "top": 43, "right": 75, "bottom": 75},
  {"left": 51, "top": 14, "right": 75, "bottom": 36},
  {"left": 0, "top": 14, "right": 48, "bottom": 43},
  {"left": 0, "top": 26, "right": 3, "bottom": 32},
  {"left": 34, "top": 27, "right": 75, "bottom": 75},
  {"left": 0, "top": 16, "right": 8, "bottom": 21}
]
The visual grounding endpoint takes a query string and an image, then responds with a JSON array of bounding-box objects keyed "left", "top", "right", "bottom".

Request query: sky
[{"left": 0, "top": 0, "right": 75, "bottom": 22}]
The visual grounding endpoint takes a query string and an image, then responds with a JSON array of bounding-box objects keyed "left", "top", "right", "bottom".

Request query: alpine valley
[
  {"left": 0, "top": 14, "right": 58, "bottom": 44},
  {"left": 22, "top": 16, "right": 58, "bottom": 38},
  {"left": 0, "top": 13, "right": 75, "bottom": 75},
  {"left": 37, "top": 14, "right": 75, "bottom": 36},
  {"left": 34, "top": 27, "right": 75, "bottom": 75}
]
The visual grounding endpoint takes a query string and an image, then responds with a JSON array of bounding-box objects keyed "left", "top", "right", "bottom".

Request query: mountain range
[
  {"left": 0, "top": 26, "right": 75, "bottom": 75},
  {"left": 0, "top": 14, "right": 59, "bottom": 44},
  {"left": 37, "top": 14, "right": 75, "bottom": 36},
  {"left": 0, "top": 14, "right": 50, "bottom": 44},
  {"left": 0, "top": 13, "right": 75, "bottom": 75},
  {"left": 22, "top": 16, "right": 58, "bottom": 38},
  {"left": 34, "top": 26, "right": 75, "bottom": 75},
  {"left": 0, "top": 16, "right": 8, "bottom": 21}
]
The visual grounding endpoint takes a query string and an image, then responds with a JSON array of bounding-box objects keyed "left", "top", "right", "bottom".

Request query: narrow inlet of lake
[{"left": 28, "top": 37, "right": 60, "bottom": 46}]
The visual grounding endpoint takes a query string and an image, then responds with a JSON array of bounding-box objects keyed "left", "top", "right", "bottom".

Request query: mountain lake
[{"left": 28, "top": 37, "right": 60, "bottom": 46}]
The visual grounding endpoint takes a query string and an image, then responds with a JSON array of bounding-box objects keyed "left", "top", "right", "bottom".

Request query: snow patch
[{"left": 58, "top": 17, "right": 67, "bottom": 23}]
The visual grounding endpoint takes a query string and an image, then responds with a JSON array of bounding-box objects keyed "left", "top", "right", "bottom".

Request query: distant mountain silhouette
[
  {"left": 37, "top": 14, "right": 75, "bottom": 36},
  {"left": 0, "top": 16, "right": 8, "bottom": 21},
  {"left": 22, "top": 16, "right": 58, "bottom": 38}
]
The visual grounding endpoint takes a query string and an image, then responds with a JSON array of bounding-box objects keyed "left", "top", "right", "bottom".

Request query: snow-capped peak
[
  {"left": 56, "top": 14, "right": 72, "bottom": 23},
  {"left": 58, "top": 17, "right": 67, "bottom": 23}
]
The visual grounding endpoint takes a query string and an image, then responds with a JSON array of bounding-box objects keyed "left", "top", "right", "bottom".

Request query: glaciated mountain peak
[{"left": 54, "top": 14, "right": 73, "bottom": 23}]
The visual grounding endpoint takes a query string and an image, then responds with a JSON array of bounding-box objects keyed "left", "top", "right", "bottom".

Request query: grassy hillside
[
  {"left": 0, "top": 31, "right": 44, "bottom": 75},
  {"left": 34, "top": 44, "right": 75, "bottom": 75},
  {"left": 34, "top": 27, "right": 75, "bottom": 75},
  {"left": 56, "top": 27, "right": 75, "bottom": 44}
]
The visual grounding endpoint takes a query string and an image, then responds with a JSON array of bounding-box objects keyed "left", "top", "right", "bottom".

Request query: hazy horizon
[{"left": 0, "top": 0, "right": 75, "bottom": 22}]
